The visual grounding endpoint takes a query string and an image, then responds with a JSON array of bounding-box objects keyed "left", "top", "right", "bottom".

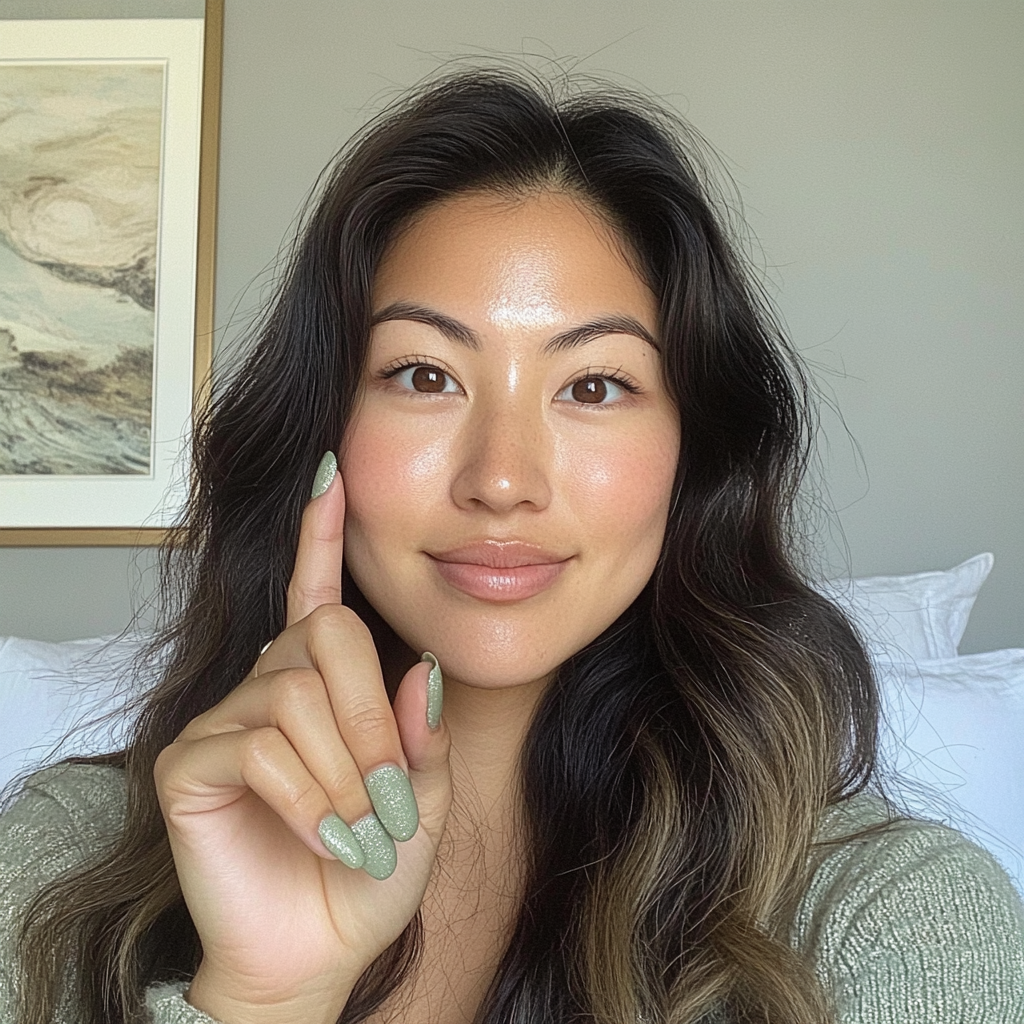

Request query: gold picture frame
[{"left": 0, "top": 0, "right": 222, "bottom": 547}]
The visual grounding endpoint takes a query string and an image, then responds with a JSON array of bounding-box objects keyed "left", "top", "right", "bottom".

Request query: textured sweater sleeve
[
  {"left": 0, "top": 763, "right": 220, "bottom": 1024},
  {"left": 796, "top": 797, "right": 1024, "bottom": 1023},
  {"left": 146, "top": 980, "right": 220, "bottom": 1023}
]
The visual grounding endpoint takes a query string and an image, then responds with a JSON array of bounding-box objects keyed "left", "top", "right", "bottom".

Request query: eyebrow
[{"left": 370, "top": 301, "right": 660, "bottom": 355}]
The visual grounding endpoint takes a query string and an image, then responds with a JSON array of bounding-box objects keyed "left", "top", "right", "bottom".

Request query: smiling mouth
[{"left": 427, "top": 555, "right": 571, "bottom": 602}]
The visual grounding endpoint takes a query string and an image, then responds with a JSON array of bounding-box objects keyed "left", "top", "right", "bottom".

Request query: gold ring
[{"left": 253, "top": 640, "right": 273, "bottom": 679}]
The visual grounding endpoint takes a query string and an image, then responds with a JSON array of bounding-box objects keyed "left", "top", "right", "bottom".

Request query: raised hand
[{"left": 153, "top": 452, "right": 452, "bottom": 1024}]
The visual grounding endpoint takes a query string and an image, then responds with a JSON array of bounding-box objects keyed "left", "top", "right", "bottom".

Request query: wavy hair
[{"left": 13, "top": 67, "right": 880, "bottom": 1023}]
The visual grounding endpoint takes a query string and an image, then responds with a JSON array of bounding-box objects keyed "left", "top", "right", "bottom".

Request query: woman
[{"left": 1, "top": 68, "right": 1022, "bottom": 1024}]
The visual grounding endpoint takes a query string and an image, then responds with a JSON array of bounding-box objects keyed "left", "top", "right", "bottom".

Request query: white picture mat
[{"left": 0, "top": 18, "right": 204, "bottom": 528}]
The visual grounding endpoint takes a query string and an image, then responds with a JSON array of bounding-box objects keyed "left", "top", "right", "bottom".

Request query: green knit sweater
[{"left": 1, "top": 763, "right": 1022, "bottom": 1022}]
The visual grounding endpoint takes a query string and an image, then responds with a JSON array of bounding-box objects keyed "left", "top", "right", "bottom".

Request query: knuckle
[
  {"left": 239, "top": 726, "right": 284, "bottom": 771},
  {"left": 307, "top": 602, "right": 365, "bottom": 640},
  {"left": 238, "top": 728, "right": 322, "bottom": 821},
  {"left": 286, "top": 776, "right": 322, "bottom": 818},
  {"left": 319, "top": 767, "right": 355, "bottom": 806},
  {"left": 174, "top": 709, "right": 213, "bottom": 742},
  {"left": 152, "top": 743, "right": 179, "bottom": 787},
  {"left": 344, "top": 699, "right": 394, "bottom": 741},
  {"left": 271, "top": 667, "right": 324, "bottom": 713},
  {"left": 316, "top": 755, "right": 363, "bottom": 802}
]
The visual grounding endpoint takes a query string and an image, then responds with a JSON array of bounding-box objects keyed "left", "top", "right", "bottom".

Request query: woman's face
[{"left": 340, "top": 190, "right": 680, "bottom": 694}]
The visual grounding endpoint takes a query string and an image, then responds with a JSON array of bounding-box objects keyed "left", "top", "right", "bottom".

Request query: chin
[{"left": 447, "top": 656, "right": 562, "bottom": 690}]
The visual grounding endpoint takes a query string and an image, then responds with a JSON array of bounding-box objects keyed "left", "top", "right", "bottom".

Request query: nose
[{"left": 449, "top": 392, "right": 553, "bottom": 514}]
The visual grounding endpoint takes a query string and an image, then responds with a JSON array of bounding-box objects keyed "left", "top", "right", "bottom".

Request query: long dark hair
[{"left": 15, "top": 67, "right": 879, "bottom": 1023}]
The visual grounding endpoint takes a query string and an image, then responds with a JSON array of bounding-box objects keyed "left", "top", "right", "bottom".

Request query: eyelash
[{"left": 376, "top": 356, "right": 644, "bottom": 407}]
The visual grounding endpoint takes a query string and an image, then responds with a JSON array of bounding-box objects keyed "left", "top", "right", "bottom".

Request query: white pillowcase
[
  {"left": 820, "top": 553, "right": 994, "bottom": 663},
  {"left": 876, "top": 648, "right": 1024, "bottom": 896},
  {"left": 0, "top": 633, "right": 147, "bottom": 795}
]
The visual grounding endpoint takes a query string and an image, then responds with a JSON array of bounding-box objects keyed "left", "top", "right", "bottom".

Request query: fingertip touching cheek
[{"left": 339, "top": 189, "right": 681, "bottom": 694}]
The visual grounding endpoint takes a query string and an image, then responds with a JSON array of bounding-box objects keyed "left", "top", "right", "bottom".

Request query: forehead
[{"left": 371, "top": 190, "right": 656, "bottom": 324}]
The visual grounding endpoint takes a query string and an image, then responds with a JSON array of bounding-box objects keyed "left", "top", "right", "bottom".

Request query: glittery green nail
[
  {"left": 421, "top": 651, "right": 443, "bottom": 730},
  {"left": 310, "top": 451, "right": 337, "bottom": 500},
  {"left": 364, "top": 764, "right": 419, "bottom": 842},
  {"left": 351, "top": 813, "right": 397, "bottom": 880},
  {"left": 318, "top": 813, "right": 364, "bottom": 869}
]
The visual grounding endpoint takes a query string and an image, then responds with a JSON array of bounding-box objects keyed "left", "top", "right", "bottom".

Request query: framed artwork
[{"left": 0, "top": 0, "right": 222, "bottom": 546}]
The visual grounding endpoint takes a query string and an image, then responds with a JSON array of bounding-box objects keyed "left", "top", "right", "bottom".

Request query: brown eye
[
  {"left": 380, "top": 360, "right": 460, "bottom": 395},
  {"left": 556, "top": 371, "right": 640, "bottom": 407},
  {"left": 410, "top": 365, "right": 448, "bottom": 393},
  {"left": 571, "top": 377, "right": 607, "bottom": 404}
]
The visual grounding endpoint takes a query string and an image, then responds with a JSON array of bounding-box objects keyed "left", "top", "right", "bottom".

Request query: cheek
[
  {"left": 555, "top": 426, "right": 679, "bottom": 546},
  {"left": 339, "top": 410, "right": 449, "bottom": 542}
]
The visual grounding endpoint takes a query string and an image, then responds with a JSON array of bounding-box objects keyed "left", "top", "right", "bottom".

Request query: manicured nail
[
  {"left": 364, "top": 764, "right": 419, "bottom": 842},
  {"left": 310, "top": 451, "right": 337, "bottom": 500},
  {"left": 421, "top": 652, "right": 443, "bottom": 730},
  {"left": 350, "top": 813, "right": 397, "bottom": 880},
  {"left": 318, "top": 813, "right": 364, "bottom": 869}
]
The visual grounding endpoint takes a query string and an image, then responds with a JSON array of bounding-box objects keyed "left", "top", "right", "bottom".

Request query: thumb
[{"left": 393, "top": 654, "right": 451, "bottom": 837}]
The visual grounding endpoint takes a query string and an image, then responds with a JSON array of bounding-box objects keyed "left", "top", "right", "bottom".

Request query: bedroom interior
[{"left": 1, "top": 0, "right": 1021, "bottom": 910}]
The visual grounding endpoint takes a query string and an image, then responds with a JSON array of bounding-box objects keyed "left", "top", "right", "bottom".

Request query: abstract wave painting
[{"left": 0, "top": 62, "right": 163, "bottom": 475}]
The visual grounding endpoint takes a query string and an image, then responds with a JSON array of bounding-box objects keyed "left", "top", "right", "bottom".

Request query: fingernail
[
  {"left": 351, "top": 813, "right": 397, "bottom": 880},
  {"left": 310, "top": 451, "right": 337, "bottom": 500},
  {"left": 318, "top": 813, "right": 364, "bottom": 869},
  {"left": 364, "top": 764, "right": 419, "bottom": 842},
  {"left": 421, "top": 652, "right": 443, "bottom": 730}
]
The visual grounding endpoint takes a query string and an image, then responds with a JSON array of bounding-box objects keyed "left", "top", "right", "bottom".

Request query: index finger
[{"left": 287, "top": 451, "right": 344, "bottom": 626}]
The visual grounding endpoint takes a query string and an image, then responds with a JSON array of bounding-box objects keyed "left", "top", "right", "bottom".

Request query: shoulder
[
  {"left": 1, "top": 761, "right": 127, "bottom": 849},
  {"left": 0, "top": 762, "right": 127, "bottom": 902},
  {"left": 793, "top": 791, "right": 1024, "bottom": 1023},
  {"left": 0, "top": 763, "right": 128, "bottom": 1019}
]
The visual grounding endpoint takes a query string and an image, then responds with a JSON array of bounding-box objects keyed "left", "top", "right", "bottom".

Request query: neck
[{"left": 442, "top": 672, "right": 547, "bottom": 823}]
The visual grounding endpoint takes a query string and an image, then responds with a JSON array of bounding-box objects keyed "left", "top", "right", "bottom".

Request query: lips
[
  {"left": 429, "top": 558, "right": 569, "bottom": 602},
  {"left": 429, "top": 539, "right": 569, "bottom": 569},
  {"left": 427, "top": 540, "right": 572, "bottom": 601}
]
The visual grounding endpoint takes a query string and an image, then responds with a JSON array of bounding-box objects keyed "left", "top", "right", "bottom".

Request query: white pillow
[
  {"left": 876, "top": 648, "right": 1024, "bottom": 895},
  {"left": 820, "top": 553, "right": 994, "bottom": 663},
  {"left": 0, "top": 633, "right": 149, "bottom": 796}
]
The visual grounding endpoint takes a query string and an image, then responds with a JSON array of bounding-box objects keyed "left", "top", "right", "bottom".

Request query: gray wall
[{"left": 2, "top": 0, "right": 1021, "bottom": 653}]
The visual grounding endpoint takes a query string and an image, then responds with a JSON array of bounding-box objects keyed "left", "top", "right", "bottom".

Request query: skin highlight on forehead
[
  {"left": 369, "top": 189, "right": 661, "bottom": 365},
  {"left": 370, "top": 302, "right": 659, "bottom": 356}
]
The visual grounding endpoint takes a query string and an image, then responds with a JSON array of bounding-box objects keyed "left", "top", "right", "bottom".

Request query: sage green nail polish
[
  {"left": 310, "top": 451, "right": 337, "bottom": 500},
  {"left": 421, "top": 651, "right": 443, "bottom": 730},
  {"left": 364, "top": 764, "right": 419, "bottom": 842},
  {"left": 351, "top": 813, "right": 397, "bottom": 880},
  {"left": 318, "top": 813, "right": 364, "bottom": 869}
]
